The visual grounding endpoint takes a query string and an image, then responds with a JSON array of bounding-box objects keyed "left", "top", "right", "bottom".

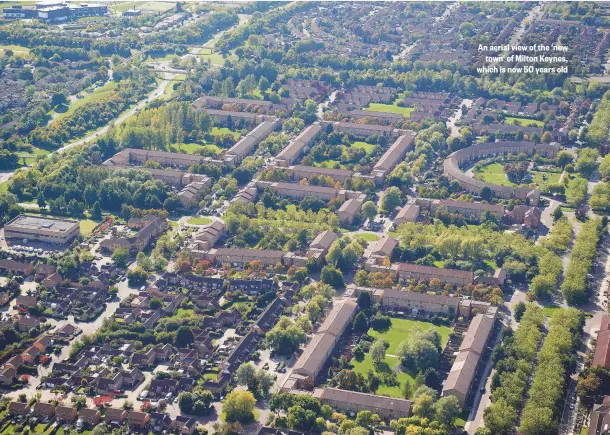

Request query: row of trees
[
  {"left": 518, "top": 309, "right": 583, "bottom": 435},
  {"left": 541, "top": 216, "right": 573, "bottom": 253},
  {"left": 561, "top": 218, "right": 603, "bottom": 305},
  {"left": 483, "top": 305, "right": 544, "bottom": 434}
]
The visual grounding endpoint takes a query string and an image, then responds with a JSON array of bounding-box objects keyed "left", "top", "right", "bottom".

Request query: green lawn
[
  {"left": 112, "top": 1, "right": 175, "bottom": 12},
  {"left": 350, "top": 318, "right": 452, "bottom": 398},
  {"left": 368, "top": 317, "right": 451, "bottom": 354},
  {"left": 531, "top": 170, "right": 560, "bottom": 186},
  {"left": 354, "top": 233, "right": 380, "bottom": 242},
  {"left": 474, "top": 162, "right": 516, "bottom": 186},
  {"left": 79, "top": 219, "right": 99, "bottom": 236},
  {"left": 350, "top": 141, "right": 376, "bottom": 154},
  {"left": 0, "top": 44, "right": 30, "bottom": 55},
  {"left": 212, "top": 126, "right": 241, "bottom": 139},
  {"left": 172, "top": 143, "right": 222, "bottom": 155},
  {"left": 475, "top": 163, "right": 560, "bottom": 188},
  {"left": 365, "top": 103, "right": 414, "bottom": 116},
  {"left": 504, "top": 116, "right": 544, "bottom": 127},
  {"left": 196, "top": 51, "right": 236, "bottom": 66},
  {"left": 540, "top": 304, "right": 564, "bottom": 318},
  {"left": 56, "top": 81, "right": 118, "bottom": 121},
  {"left": 188, "top": 217, "right": 212, "bottom": 225}
]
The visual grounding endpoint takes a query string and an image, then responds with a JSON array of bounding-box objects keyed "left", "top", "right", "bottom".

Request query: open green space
[
  {"left": 504, "top": 116, "right": 544, "bottom": 127},
  {"left": 475, "top": 162, "right": 561, "bottom": 188},
  {"left": 79, "top": 219, "right": 99, "bottom": 236},
  {"left": 365, "top": 102, "right": 415, "bottom": 116},
  {"left": 0, "top": 45, "right": 31, "bottom": 56},
  {"left": 172, "top": 143, "right": 223, "bottom": 155},
  {"left": 212, "top": 126, "right": 241, "bottom": 139},
  {"left": 353, "top": 233, "right": 381, "bottom": 243},
  {"left": 350, "top": 141, "right": 376, "bottom": 153},
  {"left": 188, "top": 217, "right": 213, "bottom": 225},
  {"left": 111, "top": 1, "right": 175, "bottom": 12},
  {"left": 350, "top": 318, "right": 451, "bottom": 398},
  {"left": 368, "top": 317, "right": 451, "bottom": 354},
  {"left": 474, "top": 162, "right": 516, "bottom": 186},
  {"left": 56, "top": 81, "right": 118, "bottom": 122},
  {"left": 196, "top": 51, "right": 237, "bottom": 66},
  {"left": 531, "top": 170, "right": 561, "bottom": 186}
]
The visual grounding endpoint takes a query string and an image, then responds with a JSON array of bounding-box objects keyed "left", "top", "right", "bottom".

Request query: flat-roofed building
[
  {"left": 314, "top": 387, "right": 412, "bottom": 419},
  {"left": 5, "top": 215, "right": 79, "bottom": 245}
]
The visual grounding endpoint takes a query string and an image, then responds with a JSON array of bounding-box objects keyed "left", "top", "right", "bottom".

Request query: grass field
[
  {"left": 354, "top": 233, "right": 380, "bottom": 242},
  {"left": 350, "top": 318, "right": 452, "bottom": 398},
  {"left": 474, "top": 162, "right": 516, "bottom": 186},
  {"left": 350, "top": 141, "right": 376, "bottom": 153},
  {"left": 475, "top": 163, "right": 560, "bottom": 187},
  {"left": 196, "top": 51, "right": 236, "bottom": 66},
  {"left": 173, "top": 143, "right": 223, "bottom": 155},
  {"left": 79, "top": 219, "right": 99, "bottom": 235},
  {"left": 188, "top": 217, "right": 212, "bottom": 225},
  {"left": 0, "top": 45, "right": 31, "bottom": 57},
  {"left": 111, "top": 1, "right": 175, "bottom": 12},
  {"left": 212, "top": 126, "right": 241, "bottom": 139},
  {"left": 365, "top": 102, "right": 414, "bottom": 116},
  {"left": 505, "top": 116, "right": 544, "bottom": 127},
  {"left": 531, "top": 170, "right": 561, "bottom": 186},
  {"left": 56, "top": 81, "right": 118, "bottom": 121}
]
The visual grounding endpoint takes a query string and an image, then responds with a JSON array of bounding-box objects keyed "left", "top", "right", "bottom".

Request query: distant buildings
[
  {"left": 3, "top": 1, "right": 107, "bottom": 22},
  {"left": 4, "top": 215, "right": 79, "bottom": 245}
]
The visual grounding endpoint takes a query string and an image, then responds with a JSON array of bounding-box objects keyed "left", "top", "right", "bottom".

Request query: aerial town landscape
[{"left": 2, "top": 1, "right": 610, "bottom": 435}]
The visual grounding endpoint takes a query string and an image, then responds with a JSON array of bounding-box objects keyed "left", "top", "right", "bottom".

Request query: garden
[
  {"left": 473, "top": 159, "right": 561, "bottom": 188},
  {"left": 348, "top": 317, "right": 451, "bottom": 398}
]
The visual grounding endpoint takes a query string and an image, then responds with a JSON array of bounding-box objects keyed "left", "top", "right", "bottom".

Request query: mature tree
[
  {"left": 175, "top": 326, "right": 194, "bottom": 347},
  {"left": 412, "top": 393, "right": 435, "bottom": 419},
  {"left": 381, "top": 186, "right": 403, "bottom": 213},
  {"left": 235, "top": 362, "right": 257, "bottom": 387},
  {"left": 357, "top": 291, "right": 371, "bottom": 310},
  {"left": 111, "top": 248, "right": 129, "bottom": 267},
  {"left": 434, "top": 396, "right": 461, "bottom": 425},
  {"left": 514, "top": 301, "right": 526, "bottom": 322},
  {"left": 484, "top": 399, "right": 518, "bottom": 435},
  {"left": 362, "top": 201, "right": 377, "bottom": 221},
  {"left": 352, "top": 312, "right": 368, "bottom": 333},
  {"left": 320, "top": 265, "right": 345, "bottom": 288},
  {"left": 480, "top": 186, "right": 493, "bottom": 201},
  {"left": 266, "top": 316, "right": 307, "bottom": 356},
  {"left": 355, "top": 410, "right": 380, "bottom": 427},
  {"left": 223, "top": 390, "right": 256, "bottom": 422},
  {"left": 370, "top": 340, "right": 386, "bottom": 364}
]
